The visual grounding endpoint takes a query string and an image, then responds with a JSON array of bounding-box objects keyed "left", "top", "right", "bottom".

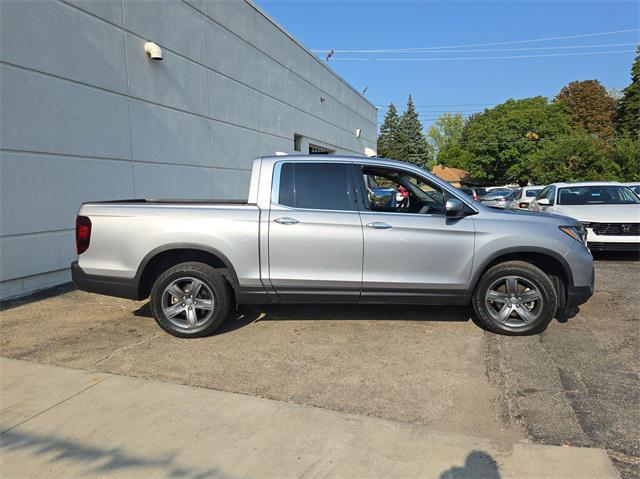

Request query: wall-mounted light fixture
[
  {"left": 144, "top": 42, "right": 163, "bottom": 60},
  {"left": 355, "top": 128, "right": 362, "bottom": 138}
]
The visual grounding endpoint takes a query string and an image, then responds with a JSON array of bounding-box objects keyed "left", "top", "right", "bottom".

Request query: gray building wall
[{"left": 0, "top": 0, "right": 377, "bottom": 300}]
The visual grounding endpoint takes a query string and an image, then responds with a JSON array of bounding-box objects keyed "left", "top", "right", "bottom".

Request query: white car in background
[
  {"left": 510, "top": 186, "right": 545, "bottom": 210},
  {"left": 529, "top": 182, "right": 640, "bottom": 252},
  {"left": 625, "top": 183, "right": 640, "bottom": 197}
]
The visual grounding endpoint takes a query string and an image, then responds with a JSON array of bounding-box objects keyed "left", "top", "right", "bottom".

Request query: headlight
[{"left": 559, "top": 224, "right": 588, "bottom": 245}]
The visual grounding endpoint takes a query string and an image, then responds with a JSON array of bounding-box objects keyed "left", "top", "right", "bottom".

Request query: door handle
[
  {"left": 367, "top": 222, "right": 393, "bottom": 230},
  {"left": 274, "top": 217, "right": 300, "bottom": 225}
]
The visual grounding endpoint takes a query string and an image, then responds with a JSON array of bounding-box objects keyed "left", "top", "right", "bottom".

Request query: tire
[
  {"left": 472, "top": 260, "right": 557, "bottom": 336},
  {"left": 149, "top": 262, "right": 231, "bottom": 338}
]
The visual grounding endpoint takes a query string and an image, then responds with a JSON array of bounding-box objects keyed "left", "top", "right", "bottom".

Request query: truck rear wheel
[
  {"left": 472, "top": 261, "right": 557, "bottom": 335},
  {"left": 149, "top": 262, "right": 231, "bottom": 338}
]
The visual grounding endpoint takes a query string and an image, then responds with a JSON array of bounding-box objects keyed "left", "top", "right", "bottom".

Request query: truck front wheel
[
  {"left": 150, "top": 262, "right": 231, "bottom": 338},
  {"left": 472, "top": 261, "right": 558, "bottom": 335}
]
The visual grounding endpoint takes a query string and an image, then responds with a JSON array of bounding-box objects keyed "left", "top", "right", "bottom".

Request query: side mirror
[
  {"left": 446, "top": 198, "right": 465, "bottom": 218},
  {"left": 537, "top": 198, "right": 550, "bottom": 206}
]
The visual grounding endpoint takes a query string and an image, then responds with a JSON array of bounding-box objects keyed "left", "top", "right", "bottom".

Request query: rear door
[{"left": 267, "top": 161, "right": 363, "bottom": 302}]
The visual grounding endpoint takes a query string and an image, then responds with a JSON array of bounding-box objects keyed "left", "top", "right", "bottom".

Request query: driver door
[{"left": 354, "top": 164, "right": 476, "bottom": 302}]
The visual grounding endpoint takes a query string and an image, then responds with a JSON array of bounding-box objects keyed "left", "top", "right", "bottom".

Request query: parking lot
[{"left": 1, "top": 253, "right": 638, "bottom": 478}]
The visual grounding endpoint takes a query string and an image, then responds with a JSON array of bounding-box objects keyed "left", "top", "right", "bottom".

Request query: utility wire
[
  {"left": 336, "top": 43, "right": 637, "bottom": 54},
  {"left": 312, "top": 28, "right": 639, "bottom": 53},
  {"left": 331, "top": 50, "right": 635, "bottom": 61},
  {"left": 378, "top": 103, "right": 498, "bottom": 108}
]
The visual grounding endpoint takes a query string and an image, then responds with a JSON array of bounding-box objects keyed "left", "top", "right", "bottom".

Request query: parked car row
[{"left": 458, "top": 182, "right": 640, "bottom": 253}]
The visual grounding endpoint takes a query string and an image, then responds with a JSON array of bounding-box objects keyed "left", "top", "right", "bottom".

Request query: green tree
[
  {"left": 615, "top": 47, "right": 640, "bottom": 138},
  {"left": 612, "top": 137, "right": 640, "bottom": 181},
  {"left": 554, "top": 80, "right": 617, "bottom": 137},
  {"left": 396, "top": 95, "right": 432, "bottom": 168},
  {"left": 458, "top": 97, "right": 574, "bottom": 185},
  {"left": 377, "top": 103, "right": 401, "bottom": 158},
  {"left": 530, "top": 134, "right": 621, "bottom": 184},
  {"left": 427, "top": 112, "right": 465, "bottom": 163}
]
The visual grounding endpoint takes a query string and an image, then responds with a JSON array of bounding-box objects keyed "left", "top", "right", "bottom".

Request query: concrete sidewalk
[{"left": 0, "top": 357, "right": 617, "bottom": 478}]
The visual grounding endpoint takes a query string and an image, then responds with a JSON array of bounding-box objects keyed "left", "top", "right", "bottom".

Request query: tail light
[
  {"left": 519, "top": 202, "right": 528, "bottom": 209},
  {"left": 76, "top": 216, "right": 91, "bottom": 254},
  {"left": 473, "top": 194, "right": 478, "bottom": 201}
]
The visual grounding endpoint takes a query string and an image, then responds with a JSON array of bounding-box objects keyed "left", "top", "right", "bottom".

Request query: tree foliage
[
  {"left": 377, "top": 103, "right": 401, "bottom": 159},
  {"left": 554, "top": 80, "right": 616, "bottom": 137},
  {"left": 454, "top": 97, "right": 574, "bottom": 185},
  {"left": 611, "top": 136, "right": 640, "bottom": 181},
  {"left": 396, "top": 95, "right": 432, "bottom": 168},
  {"left": 615, "top": 47, "right": 640, "bottom": 139},
  {"left": 530, "top": 135, "right": 620, "bottom": 184},
  {"left": 427, "top": 112, "right": 465, "bottom": 162}
]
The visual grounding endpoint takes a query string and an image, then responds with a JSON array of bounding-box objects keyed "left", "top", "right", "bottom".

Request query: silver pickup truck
[{"left": 72, "top": 155, "right": 594, "bottom": 337}]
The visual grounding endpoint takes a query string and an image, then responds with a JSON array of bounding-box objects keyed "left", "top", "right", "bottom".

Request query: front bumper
[
  {"left": 71, "top": 261, "right": 140, "bottom": 300},
  {"left": 566, "top": 267, "right": 594, "bottom": 309},
  {"left": 588, "top": 242, "right": 640, "bottom": 252}
]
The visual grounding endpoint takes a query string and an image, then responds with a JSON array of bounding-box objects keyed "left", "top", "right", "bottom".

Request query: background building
[{"left": 0, "top": 0, "right": 377, "bottom": 300}]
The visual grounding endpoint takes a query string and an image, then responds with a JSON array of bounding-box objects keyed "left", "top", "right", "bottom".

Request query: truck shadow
[
  {"left": 134, "top": 302, "right": 577, "bottom": 335},
  {"left": 133, "top": 302, "right": 475, "bottom": 335}
]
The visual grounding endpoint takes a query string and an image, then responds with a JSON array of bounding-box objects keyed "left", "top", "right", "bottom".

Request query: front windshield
[{"left": 557, "top": 186, "right": 640, "bottom": 205}]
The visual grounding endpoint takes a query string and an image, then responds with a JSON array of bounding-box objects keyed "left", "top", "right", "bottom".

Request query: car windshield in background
[
  {"left": 557, "top": 186, "right": 640, "bottom": 205},
  {"left": 525, "top": 189, "right": 542, "bottom": 197},
  {"left": 629, "top": 185, "right": 640, "bottom": 195},
  {"left": 484, "top": 189, "right": 512, "bottom": 198}
]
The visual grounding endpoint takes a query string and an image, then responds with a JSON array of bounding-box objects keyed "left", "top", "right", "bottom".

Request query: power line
[
  {"left": 336, "top": 43, "right": 638, "bottom": 54},
  {"left": 331, "top": 49, "right": 635, "bottom": 62},
  {"left": 378, "top": 103, "right": 498, "bottom": 108},
  {"left": 312, "top": 28, "right": 639, "bottom": 53},
  {"left": 377, "top": 109, "right": 483, "bottom": 113}
]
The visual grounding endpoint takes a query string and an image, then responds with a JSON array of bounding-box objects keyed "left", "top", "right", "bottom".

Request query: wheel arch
[
  {"left": 469, "top": 247, "right": 573, "bottom": 300},
  {"left": 135, "top": 244, "right": 239, "bottom": 300}
]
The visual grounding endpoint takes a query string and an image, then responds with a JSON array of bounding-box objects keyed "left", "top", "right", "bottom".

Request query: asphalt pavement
[{"left": 1, "top": 254, "right": 638, "bottom": 478}]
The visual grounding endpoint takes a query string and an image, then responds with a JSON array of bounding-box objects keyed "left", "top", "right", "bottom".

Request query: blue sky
[{"left": 257, "top": 1, "right": 639, "bottom": 126}]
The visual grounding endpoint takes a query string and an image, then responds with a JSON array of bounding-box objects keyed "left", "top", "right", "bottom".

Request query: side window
[
  {"left": 361, "top": 166, "right": 446, "bottom": 215},
  {"left": 277, "top": 162, "right": 354, "bottom": 211},
  {"left": 536, "top": 187, "right": 549, "bottom": 200},
  {"left": 546, "top": 186, "right": 556, "bottom": 205}
]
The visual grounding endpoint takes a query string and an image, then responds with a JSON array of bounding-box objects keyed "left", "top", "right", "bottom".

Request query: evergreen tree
[
  {"left": 616, "top": 47, "right": 640, "bottom": 138},
  {"left": 397, "top": 95, "right": 432, "bottom": 168},
  {"left": 377, "top": 103, "right": 400, "bottom": 158},
  {"left": 554, "top": 80, "right": 617, "bottom": 137}
]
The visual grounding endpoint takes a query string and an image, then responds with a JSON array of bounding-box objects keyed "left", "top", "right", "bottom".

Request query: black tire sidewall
[
  {"left": 473, "top": 261, "right": 557, "bottom": 335},
  {"left": 150, "top": 262, "right": 230, "bottom": 338}
]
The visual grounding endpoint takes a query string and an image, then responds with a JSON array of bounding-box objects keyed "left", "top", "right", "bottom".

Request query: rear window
[
  {"left": 278, "top": 162, "right": 354, "bottom": 211},
  {"left": 526, "top": 189, "right": 542, "bottom": 197}
]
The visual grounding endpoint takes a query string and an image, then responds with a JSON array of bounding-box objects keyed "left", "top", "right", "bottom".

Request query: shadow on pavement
[
  {"left": 134, "top": 302, "right": 476, "bottom": 335},
  {"left": 0, "top": 283, "right": 75, "bottom": 312},
  {"left": 440, "top": 450, "right": 501, "bottom": 479},
  {"left": 0, "top": 429, "right": 227, "bottom": 479}
]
